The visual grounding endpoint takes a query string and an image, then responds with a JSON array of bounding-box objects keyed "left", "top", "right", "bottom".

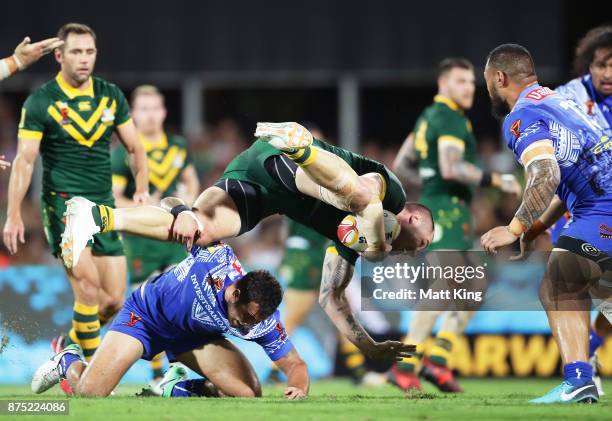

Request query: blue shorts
[
  {"left": 561, "top": 210, "right": 612, "bottom": 253},
  {"left": 109, "top": 294, "right": 224, "bottom": 361}
]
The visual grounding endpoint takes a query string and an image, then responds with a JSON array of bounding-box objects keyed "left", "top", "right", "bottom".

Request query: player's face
[
  {"left": 393, "top": 211, "right": 433, "bottom": 252},
  {"left": 484, "top": 66, "right": 510, "bottom": 119},
  {"left": 56, "top": 33, "right": 97, "bottom": 84},
  {"left": 442, "top": 68, "right": 476, "bottom": 110},
  {"left": 132, "top": 94, "right": 167, "bottom": 134},
  {"left": 590, "top": 47, "right": 612, "bottom": 96},
  {"left": 227, "top": 299, "right": 265, "bottom": 331}
]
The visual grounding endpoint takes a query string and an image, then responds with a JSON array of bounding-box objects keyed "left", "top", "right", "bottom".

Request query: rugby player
[
  {"left": 390, "top": 57, "right": 521, "bottom": 393},
  {"left": 1, "top": 36, "right": 64, "bottom": 81},
  {"left": 3, "top": 23, "right": 148, "bottom": 363},
  {"left": 480, "top": 43, "right": 612, "bottom": 404},
  {"left": 61, "top": 124, "right": 430, "bottom": 362},
  {"left": 32, "top": 243, "right": 309, "bottom": 399}
]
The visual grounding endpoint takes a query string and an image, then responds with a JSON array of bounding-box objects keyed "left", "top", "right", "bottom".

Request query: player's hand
[
  {"left": 0, "top": 155, "right": 11, "bottom": 170},
  {"left": 363, "top": 242, "right": 392, "bottom": 262},
  {"left": 3, "top": 215, "right": 25, "bottom": 255},
  {"left": 132, "top": 190, "right": 150, "bottom": 206},
  {"left": 480, "top": 225, "right": 519, "bottom": 254},
  {"left": 367, "top": 341, "right": 416, "bottom": 361},
  {"left": 14, "top": 37, "right": 64, "bottom": 68},
  {"left": 494, "top": 173, "right": 522, "bottom": 197},
  {"left": 145, "top": 191, "right": 162, "bottom": 206},
  {"left": 172, "top": 211, "right": 203, "bottom": 249},
  {"left": 284, "top": 386, "right": 307, "bottom": 400},
  {"left": 509, "top": 233, "right": 535, "bottom": 261}
]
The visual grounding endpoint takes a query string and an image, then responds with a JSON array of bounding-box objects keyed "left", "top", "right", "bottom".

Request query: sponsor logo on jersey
[
  {"left": 510, "top": 119, "right": 521, "bottom": 137},
  {"left": 122, "top": 311, "right": 142, "bottom": 327},
  {"left": 600, "top": 224, "right": 612, "bottom": 239},
  {"left": 274, "top": 321, "right": 287, "bottom": 341},
  {"left": 526, "top": 87, "right": 555, "bottom": 101},
  {"left": 78, "top": 101, "right": 92, "bottom": 112},
  {"left": 207, "top": 275, "right": 224, "bottom": 291},
  {"left": 581, "top": 242, "right": 600, "bottom": 256}
]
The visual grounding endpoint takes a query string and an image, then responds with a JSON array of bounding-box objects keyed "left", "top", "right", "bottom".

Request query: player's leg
[
  {"left": 283, "top": 289, "right": 318, "bottom": 335},
  {"left": 175, "top": 338, "right": 261, "bottom": 398},
  {"left": 93, "top": 254, "right": 127, "bottom": 322}
]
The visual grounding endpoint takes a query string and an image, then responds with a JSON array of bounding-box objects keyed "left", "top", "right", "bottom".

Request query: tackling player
[
  {"left": 2, "top": 23, "right": 148, "bottom": 364},
  {"left": 390, "top": 57, "right": 521, "bottom": 393},
  {"left": 112, "top": 85, "right": 199, "bottom": 382},
  {"left": 480, "top": 43, "right": 612, "bottom": 404},
  {"left": 32, "top": 243, "right": 309, "bottom": 399},
  {"left": 61, "top": 125, "right": 430, "bottom": 362}
]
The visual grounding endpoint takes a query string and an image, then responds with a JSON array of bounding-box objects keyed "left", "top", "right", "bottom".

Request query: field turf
[{"left": 0, "top": 378, "right": 610, "bottom": 420}]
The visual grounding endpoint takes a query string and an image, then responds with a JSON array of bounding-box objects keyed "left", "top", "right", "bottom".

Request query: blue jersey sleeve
[
  {"left": 503, "top": 107, "right": 551, "bottom": 164},
  {"left": 252, "top": 311, "right": 294, "bottom": 361}
]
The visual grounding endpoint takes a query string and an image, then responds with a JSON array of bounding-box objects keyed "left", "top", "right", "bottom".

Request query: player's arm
[
  {"left": 111, "top": 177, "right": 137, "bottom": 208},
  {"left": 438, "top": 137, "right": 521, "bottom": 195},
  {"left": 392, "top": 133, "right": 421, "bottom": 188},
  {"left": 274, "top": 348, "right": 309, "bottom": 400},
  {"left": 115, "top": 120, "right": 149, "bottom": 205},
  {"left": 0, "top": 155, "right": 10, "bottom": 170},
  {"left": 177, "top": 164, "right": 200, "bottom": 206},
  {"left": 0, "top": 37, "right": 64, "bottom": 80},
  {"left": 318, "top": 248, "right": 415, "bottom": 361},
  {"left": 482, "top": 139, "right": 560, "bottom": 253},
  {"left": 3, "top": 138, "right": 40, "bottom": 254}
]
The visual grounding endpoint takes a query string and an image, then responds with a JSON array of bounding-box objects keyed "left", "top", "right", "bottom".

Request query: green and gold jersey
[
  {"left": 18, "top": 72, "right": 131, "bottom": 197},
  {"left": 413, "top": 95, "right": 477, "bottom": 203},
  {"left": 111, "top": 132, "right": 192, "bottom": 198}
]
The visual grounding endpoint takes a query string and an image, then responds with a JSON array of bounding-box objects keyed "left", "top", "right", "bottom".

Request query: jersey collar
[
  {"left": 55, "top": 72, "right": 94, "bottom": 99},
  {"left": 518, "top": 81, "right": 540, "bottom": 100},
  {"left": 434, "top": 95, "right": 461, "bottom": 112},
  {"left": 140, "top": 132, "right": 168, "bottom": 152}
]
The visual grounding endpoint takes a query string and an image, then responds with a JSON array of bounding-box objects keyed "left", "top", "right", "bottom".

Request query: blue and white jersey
[
  {"left": 133, "top": 243, "right": 293, "bottom": 361},
  {"left": 556, "top": 75, "right": 612, "bottom": 135},
  {"left": 502, "top": 84, "right": 612, "bottom": 213}
]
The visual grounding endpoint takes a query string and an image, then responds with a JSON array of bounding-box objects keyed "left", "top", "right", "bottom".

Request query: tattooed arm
[
  {"left": 439, "top": 139, "right": 522, "bottom": 195},
  {"left": 392, "top": 133, "right": 422, "bottom": 188},
  {"left": 318, "top": 249, "right": 415, "bottom": 361}
]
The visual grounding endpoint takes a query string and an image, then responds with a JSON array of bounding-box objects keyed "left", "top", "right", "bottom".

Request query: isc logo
[{"left": 526, "top": 87, "right": 555, "bottom": 101}]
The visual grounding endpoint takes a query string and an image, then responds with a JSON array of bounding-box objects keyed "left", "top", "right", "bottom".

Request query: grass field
[{"left": 0, "top": 378, "right": 611, "bottom": 420}]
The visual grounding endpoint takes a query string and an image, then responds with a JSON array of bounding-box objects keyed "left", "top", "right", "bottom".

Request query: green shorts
[
  {"left": 41, "top": 192, "right": 124, "bottom": 259},
  {"left": 279, "top": 222, "right": 329, "bottom": 291},
  {"left": 123, "top": 235, "right": 187, "bottom": 285},
  {"left": 421, "top": 195, "right": 472, "bottom": 251}
]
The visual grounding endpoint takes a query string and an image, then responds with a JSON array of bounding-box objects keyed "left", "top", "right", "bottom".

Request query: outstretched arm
[
  {"left": 318, "top": 249, "right": 415, "bottom": 361},
  {"left": 274, "top": 349, "right": 309, "bottom": 400}
]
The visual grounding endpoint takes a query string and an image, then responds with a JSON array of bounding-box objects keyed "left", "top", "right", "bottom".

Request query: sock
[
  {"left": 338, "top": 341, "right": 366, "bottom": 382},
  {"left": 285, "top": 146, "right": 318, "bottom": 166},
  {"left": 151, "top": 353, "right": 165, "bottom": 379},
  {"left": 171, "top": 379, "right": 207, "bottom": 397},
  {"left": 63, "top": 330, "right": 77, "bottom": 347},
  {"left": 397, "top": 342, "right": 424, "bottom": 373},
  {"left": 426, "top": 331, "right": 457, "bottom": 367},
  {"left": 59, "top": 352, "right": 82, "bottom": 377},
  {"left": 564, "top": 361, "right": 593, "bottom": 387},
  {"left": 589, "top": 328, "right": 604, "bottom": 358},
  {"left": 72, "top": 302, "right": 101, "bottom": 362},
  {"left": 92, "top": 205, "right": 115, "bottom": 233}
]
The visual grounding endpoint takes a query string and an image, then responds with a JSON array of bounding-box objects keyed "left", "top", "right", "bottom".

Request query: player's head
[
  {"left": 437, "top": 57, "right": 476, "bottom": 110},
  {"left": 484, "top": 43, "right": 537, "bottom": 118},
  {"left": 225, "top": 270, "right": 283, "bottom": 330},
  {"left": 393, "top": 202, "right": 434, "bottom": 252},
  {"left": 574, "top": 25, "right": 612, "bottom": 96},
  {"left": 55, "top": 23, "right": 97, "bottom": 85},
  {"left": 131, "top": 85, "right": 167, "bottom": 135}
]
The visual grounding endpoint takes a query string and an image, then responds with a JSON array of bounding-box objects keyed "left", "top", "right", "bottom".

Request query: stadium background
[{"left": 0, "top": 0, "right": 610, "bottom": 384}]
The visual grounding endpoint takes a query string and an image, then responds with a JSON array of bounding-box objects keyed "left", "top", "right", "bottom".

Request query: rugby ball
[{"left": 337, "top": 210, "right": 400, "bottom": 252}]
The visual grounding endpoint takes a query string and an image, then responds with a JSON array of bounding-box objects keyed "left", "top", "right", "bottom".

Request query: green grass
[{"left": 1, "top": 378, "right": 610, "bottom": 421}]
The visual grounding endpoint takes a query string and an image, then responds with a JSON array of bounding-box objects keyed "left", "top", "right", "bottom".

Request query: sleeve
[
  {"left": 503, "top": 108, "right": 552, "bottom": 165},
  {"left": 253, "top": 314, "right": 294, "bottom": 361},
  {"left": 17, "top": 93, "right": 46, "bottom": 141},
  {"left": 112, "top": 84, "right": 131, "bottom": 127},
  {"left": 176, "top": 135, "right": 193, "bottom": 167},
  {"left": 433, "top": 112, "right": 467, "bottom": 149},
  {"left": 111, "top": 146, "right": 131, "bottom": 187}
]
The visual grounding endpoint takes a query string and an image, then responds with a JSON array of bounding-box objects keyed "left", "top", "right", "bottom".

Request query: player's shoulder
[
  {"left": 167, "top": 133, "right": 189, "bottom": 148},
  {"left": 92, "top": 76, "right": 126, "bottom": 97},
  {"left": 25, "top": 80, "right": 57, "bottom": 106},
  {"left": 427, "top": 101, "right": 466, "bottom": 129},
  {"left": 555, "top": 76, "right": 585, "bottom": 98}
]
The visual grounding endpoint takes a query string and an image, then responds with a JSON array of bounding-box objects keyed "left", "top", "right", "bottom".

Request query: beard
[{"left": 489, "top": 88, "right": 511, "bottom": 119}]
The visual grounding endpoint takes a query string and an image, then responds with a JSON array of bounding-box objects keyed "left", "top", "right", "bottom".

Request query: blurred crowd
[{"left": 0, "top": 93, "right": 537, "bottom": 269}]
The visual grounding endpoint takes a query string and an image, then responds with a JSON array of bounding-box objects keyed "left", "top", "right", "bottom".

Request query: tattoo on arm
[
  {"left": 318, "top": 253, "right": 371, "bottom": 346},
  {"left": 515, "top": 158, "right": 561, "bottom": 228},
  {"left": 438, "top": 143, "right": 483, "bottom": 186}
]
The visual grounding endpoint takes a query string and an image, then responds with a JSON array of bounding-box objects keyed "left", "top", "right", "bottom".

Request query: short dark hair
[
  {"left": 235, "top": 270, "right": 283, "bottom": 319},
  {"left": 438, "top": 57, "right": 474, "bottom": 78},
  {"left": 486, "top": 43, "right": 536, "bottom": 81},
  {"left": 573, "top": 25, "right": 612, "bottom": 76},
  {"left": 405, "top": 202, "right": 434, "bottom": 232},
  {"left": 57, "top": 23, "right": 97, "bottom": 44}
]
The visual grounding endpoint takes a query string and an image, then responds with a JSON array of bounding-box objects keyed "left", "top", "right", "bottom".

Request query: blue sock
[
  {"left": 588, "top": 328, "right": 604, "bottom": 358},
  {"left": 564, "top": 361, "right": 592, "bottom": 387},
  {"left": 170, "top": 379, "right": 206, "bottom": 397},
  {"left": 59, "top": 353, "right": 82, "bottom": 377}
]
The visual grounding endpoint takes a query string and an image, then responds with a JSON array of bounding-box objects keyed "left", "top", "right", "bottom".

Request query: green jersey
[
  {"left": 413, "top": 95, "right": 477, "bottom": 203},
  {"left": 111, "top": 132, "right": 192, "bottom": 198},
  {"left": 18, "top": 72, "right": 131, "bottom": 197}
]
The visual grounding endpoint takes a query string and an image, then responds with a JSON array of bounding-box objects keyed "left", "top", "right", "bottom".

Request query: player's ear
[
  {"left": 496, "top": 70, "right": 507, "bottom": 88},
  {"left": 231, "top": 287, "right": 241, "bottom": 303},
  {"left": 54, "top": 47, "right": 62, "bottom": 64}
]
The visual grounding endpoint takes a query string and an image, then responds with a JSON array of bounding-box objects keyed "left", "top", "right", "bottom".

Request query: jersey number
[{"left": 414, "top": 120, "right": 429, "bottom": 159}]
